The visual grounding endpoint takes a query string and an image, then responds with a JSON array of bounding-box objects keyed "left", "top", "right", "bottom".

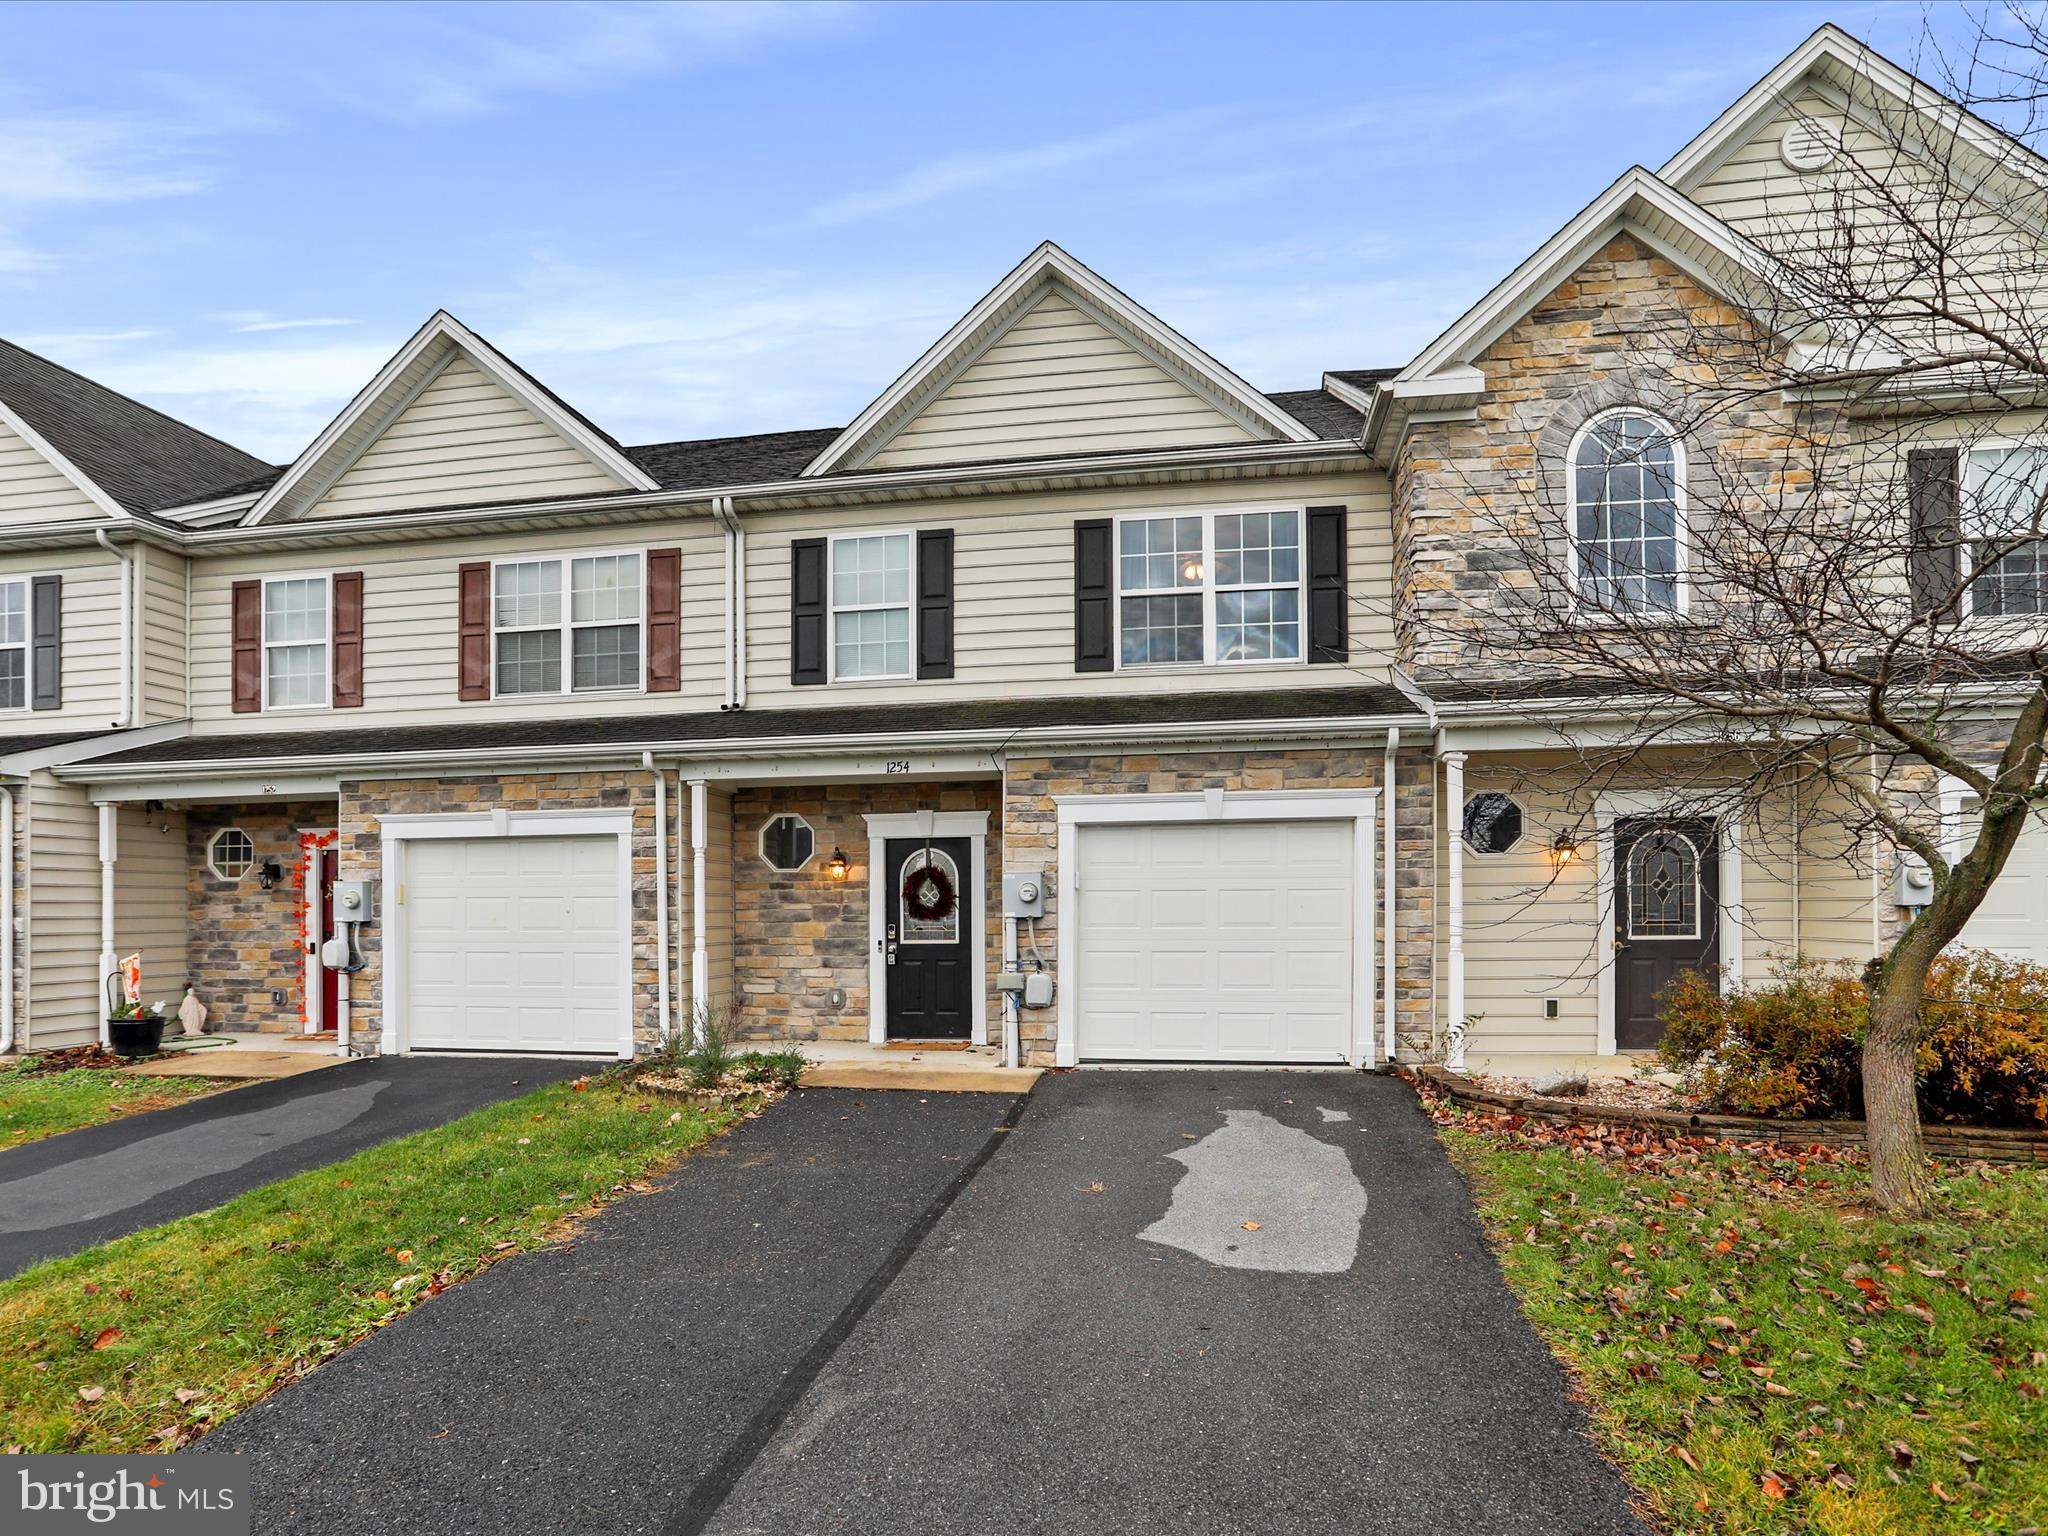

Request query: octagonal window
[
  {"left": 759, "top": 814, "right": 816, "bottom": 873},
  {"left": 1462, "top": 793, "right": 1524, "bottom": 855},
  {"left": 207, "top": 827, "right": 256, "bottom": 880}
]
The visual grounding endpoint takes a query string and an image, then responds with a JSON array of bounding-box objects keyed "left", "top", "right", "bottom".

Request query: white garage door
[
  {"left": 1962, "top": 809, "right": 2048, "bottom": 964},
  {"left": 403, "top": 835, "right": 627, "bottom": 1054},
  {"left": 1075, "top": 820, "right": 1355, "bottom": 1062}
]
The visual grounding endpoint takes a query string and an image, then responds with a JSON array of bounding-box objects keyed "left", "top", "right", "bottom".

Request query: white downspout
[
  {"left": 1443, "top": 750, "right": 1467, "bottom": 1072},
  {"left": 1382, "top": 726, "right": 1399, "bottom": 1065},
  {"left": 97, "top": 802, "right": 117, "bottom": 1046},
  {"left": 647, "top": 753, "right": 671, "bottom": 1044},
  {"left": 0, "top": 787, "right": 14, "bottom": 1054},
  {"left": 713, "top": 496, "right": 747, "bottom": 710},
  {"left": 718, "top": 514, "right": 735, "bottom": 708},
  {"left": 94, "top": 530, "right": 132, "bottom": 728},
  {"left": 689, "top": 777, "right": 708, "bottom": 1043}
]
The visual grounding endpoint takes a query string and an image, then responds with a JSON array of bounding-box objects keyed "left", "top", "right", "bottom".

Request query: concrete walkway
[{"left": 0, "top": 1056, "right": 587, "bottom": 1278}]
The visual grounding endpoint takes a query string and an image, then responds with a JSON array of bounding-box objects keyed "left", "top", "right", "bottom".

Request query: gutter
[
  {"left": 93, "top": 529, "right": 134, "bottom": 728},
  {"left": 56, "top": 710, "right": 1431, "bottom": 785},
  {"left": 712, "top": 495, "right": 746, "bottom": 709}
]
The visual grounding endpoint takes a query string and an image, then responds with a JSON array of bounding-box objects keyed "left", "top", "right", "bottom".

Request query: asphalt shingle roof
[
  {"left": 0, "top": 339, "right": 274, "bottom": 516},
  {"left": 87, "top": 684, "right": 1418, "bottom": 769}
]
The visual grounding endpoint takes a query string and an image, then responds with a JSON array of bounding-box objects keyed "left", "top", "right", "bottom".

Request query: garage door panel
[
  {"left": 1076, "top": 818, "right": 1357, "bottom": 1063},
  {"left": 1962, "top": 811, "right": 2048, "bottom": 964},
  {"left": 404, "top": 833, "right": 626, "bottom": 1054}
]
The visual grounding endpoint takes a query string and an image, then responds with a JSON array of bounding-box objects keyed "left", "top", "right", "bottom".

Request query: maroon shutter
[
  {"left": 458, "top": 562, "right": 491, "bottom": 700},
  {"left": 331, "top": 571, "right": 364, "bottom": 708},
  {"left": 645, "top": 547, "right": 681, "bottom": 692},
  {"left": 231, "top": 580, "right": 262, "bottom": 713}
]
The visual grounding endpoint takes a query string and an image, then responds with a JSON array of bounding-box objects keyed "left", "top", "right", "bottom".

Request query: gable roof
[
  {"left": 801, "top": 241, "right": 1320, "bottom": 477},
  {"left": 1660, "top": 23, "right": 2048, "bottom": 200},
  {"left": 0, "top": 338, "right": 271, "bottom": 519},
  {"left": 241, "top": 310, "right": 659, "bottom": 525},
  {"left": 1362, "top": 167, "right": 1815, "bottom": 456}
]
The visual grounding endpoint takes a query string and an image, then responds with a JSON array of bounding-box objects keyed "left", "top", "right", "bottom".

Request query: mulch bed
[
  {"left": 11, "top": 1045, "right": 153, "bottom": 1075},
  {"left": 1412, "top": 1065, "right": 2048, "bottom": 1167}
]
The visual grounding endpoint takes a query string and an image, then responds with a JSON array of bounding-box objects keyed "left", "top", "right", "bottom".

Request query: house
[{"left": 0, "top": 25, "right": 2041, "bottom": 1073}]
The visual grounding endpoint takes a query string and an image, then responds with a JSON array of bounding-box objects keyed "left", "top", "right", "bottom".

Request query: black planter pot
[{"left": 107, "top": 1016, "right": 167, "bottom": 1058}]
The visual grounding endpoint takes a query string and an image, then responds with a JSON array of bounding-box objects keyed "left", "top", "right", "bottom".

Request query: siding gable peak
[
  {"left": 241, "top": 310, "right": 658, "bottom": 526},
  {"left": 802, "top": 241, "right": 1318, "bottom": 477}
]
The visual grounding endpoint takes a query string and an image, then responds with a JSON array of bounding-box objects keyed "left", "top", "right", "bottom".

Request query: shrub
[
  {"left": 1658, "top": 950, "right": 2048, "bottom": 1126},
  {"left": 736, "top": 1048, "right": 808, "bottom": 1090}
]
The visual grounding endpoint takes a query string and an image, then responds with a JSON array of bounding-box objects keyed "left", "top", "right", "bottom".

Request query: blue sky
[{"left": 0, "top": 0, "right": 1982, "bottom": 464}]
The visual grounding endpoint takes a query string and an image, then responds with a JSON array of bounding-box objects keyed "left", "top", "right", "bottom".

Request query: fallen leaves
[
  {"left": 76, "top": 1386, "right": 104, "bottom": 1403},
  {"left": 1241, "top": 1220, "right": 1262, "bottom": 1232},
  {"left": 89, "top": 1327, "right": 122, "bottom": 1350}
]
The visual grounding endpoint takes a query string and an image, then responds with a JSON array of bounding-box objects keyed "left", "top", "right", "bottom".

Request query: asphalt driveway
[
  {"left": 0, "top": 1055, "right": 587, "bottom": 1278},
  {"left": 193, "top": 1071, "right": 1644, "bottom": 1536}
]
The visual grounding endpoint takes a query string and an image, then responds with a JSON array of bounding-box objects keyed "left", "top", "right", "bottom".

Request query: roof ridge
[{"left": 0, "top": 335, "right": 270, "bottom": 473}]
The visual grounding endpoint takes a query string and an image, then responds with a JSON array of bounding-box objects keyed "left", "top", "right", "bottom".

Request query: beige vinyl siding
[
  {"left": 187, "top": 520, "right": 727, "bottom": 730},
  {"left": 22, "top": 770, "right": 102, "bottom": 1050},
  {"left": 306, "top": 356, "right": 627, "bottom": 519},
  {"left": 0, "top": 548, "right": 125, "bottom": 732},
  {"left": 113, "top": 802, "right": 188, "bottom": 1012},
  {"left": 1442, "top": 756, "right": 1879, "bottom": 1064},
  {"left": 0, "top": 415, "right": 101, "bottom": 526},
  {"left": 703, "top": 785, "right": 734, "bottom": 1013},
  {"left": 137, "top": 544, "right": 188, "bottom": 724},
  {"left": 865, "top": 292, "right": 1258, "bottom": 470},
  {"left": 743, "top": 470, "right": 1395, "bottom": 706}
]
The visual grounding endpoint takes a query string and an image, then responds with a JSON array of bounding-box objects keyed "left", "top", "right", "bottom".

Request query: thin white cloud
[
  {"left": 14, "top": 328, "right": 161, "bottom": 350},
  {"left": 226, "top": 316, "right": 359, "bottom": 334}
]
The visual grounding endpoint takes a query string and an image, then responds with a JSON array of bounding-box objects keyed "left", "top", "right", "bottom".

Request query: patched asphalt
[
  {"left": 0, "top": 1056, "right": 587, "bottom": 1278},
  {"left": 198, "top": 1087, "right": 1023, "bottom": 1536},
  {"left": 700, "top": 1071, "right": 1648, "bottom": 1536}
]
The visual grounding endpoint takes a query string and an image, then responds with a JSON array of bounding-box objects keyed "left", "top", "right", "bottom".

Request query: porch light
[
  {"left": 256, "top": 858, "right": 285, "bottom": 890},
  {"left": 1550, "top": 834, "right": 1582, "bottom": 867},
  {"left": 825, "top": 848, "right": 850, "bottom": 881}
]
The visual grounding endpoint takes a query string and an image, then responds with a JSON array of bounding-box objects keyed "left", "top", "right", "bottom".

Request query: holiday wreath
[{"left": 902, "top": 857, "right": 958, "bottom": 922}]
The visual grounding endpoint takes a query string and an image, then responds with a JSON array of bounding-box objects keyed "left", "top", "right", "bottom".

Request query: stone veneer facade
[
  {"left": 727, "top": 780, "right": 1002, "bottom": 1044},
  {"left": 186, "top": 801, "right": 337, "bottom": 1034}
]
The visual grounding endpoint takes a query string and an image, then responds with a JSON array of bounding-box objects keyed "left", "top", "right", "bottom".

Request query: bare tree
[{"left": 1407, "top": 13, "right": 2048, "bottom": 1213}]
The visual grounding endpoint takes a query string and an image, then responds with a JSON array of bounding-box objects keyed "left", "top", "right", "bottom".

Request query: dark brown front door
[
  {"left": 1613, "top": 816, "right": 1719, "bottom": 1050},
  {"left": 883, "top": 836, "right": 973, "bottom": 1040}
]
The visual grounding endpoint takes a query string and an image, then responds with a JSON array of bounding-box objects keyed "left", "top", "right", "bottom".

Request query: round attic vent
[{"left": 1780, "top": 119, "right": 1842, "bottom": 171}]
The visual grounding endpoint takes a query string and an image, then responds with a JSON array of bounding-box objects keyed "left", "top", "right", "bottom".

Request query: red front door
[{"left": 316, "top": 847, "right": 340, "bottom": 1031}]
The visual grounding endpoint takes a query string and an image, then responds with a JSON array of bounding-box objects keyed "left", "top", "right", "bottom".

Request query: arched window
[
  {"left": 1627, "top": 830, "right": 1701, "bottom": 939},
  {"left": 898, "top": 848, "right": 962, "bottom": 943},
  {"left": 1570, "top": 410, "right": 1684, "bottom": 613}
]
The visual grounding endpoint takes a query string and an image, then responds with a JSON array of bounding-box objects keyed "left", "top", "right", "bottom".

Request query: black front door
[
  {"left": 883, "top": 836, "right": 973, "bottom": 1040},
  {"left": 1613, "top": 816, "right": 1719, "bottom": 1050}
]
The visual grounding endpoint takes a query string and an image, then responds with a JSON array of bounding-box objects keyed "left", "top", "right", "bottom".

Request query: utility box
[
  {"left": 1893, "top": 854, "right": 1935, "bottom": 910},
  {"left": 1003, "top": 872, "right": 1047, "bottom": 919},
  {"left": 331, "top": 879, "right": 379, "bottom": 923},
  {"left": 1022, "top": 973, "right": 1055, "bottom": 1009}
]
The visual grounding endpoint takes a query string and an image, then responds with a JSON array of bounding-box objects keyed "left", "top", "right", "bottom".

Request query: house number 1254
[{"left": 884, "top": 759, "right": 911, "bottom": 774}]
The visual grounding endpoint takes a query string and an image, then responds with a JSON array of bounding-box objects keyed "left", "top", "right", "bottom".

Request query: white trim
[
  {"left": 1565, "top": 407, "right": 1692, "bottom": 618},
  {"left": 0, "top": 396, "right": 129, "bottom": 523},
  {"left": 378, "top": 808, "right": 637, "bottom": 1059},
  {"left": 1052, "top": 788, "right": 1378, "bottom": 1069},
  {"left": 1593, "top": 790, "right": 1746, "bottom": 1056},
  {"left": 204, "top": 825, "right": 256, "bottom": 881},
  {"left": 1112, "top": 502, "right": 1310, "bottom": 671},
  {"left": 757, "top": 812, "right": 817, "bottom": 872},
  {"left": 0, "top": 574, "right": 31, "bottom": 716},
  {"left": 242, "top": 310, "right": 657, "bottom": 525},
  {"left": 1444, "top": 753, "right": 1466, "bottom": 1071},
  {"left": 803, "top": 241, "right": 1316, "bottom": 477},
  {"left": 1957, "top": 440, "right": 2048, "bottom": 631},
  {"left": 259, "top": 570, "right": 334, "bottom": 713},
  {"left": 862, "top": 810, "right": 990, "bottom": 1048},
  {"left": 825, "top": 529, "right": 915, "bottom": 683},
  {"left": 298, "top": 826, "right": 338, "bottom": 1034},
  {"left": 488, "top": 547, "right": 649, "bottom": 700}
]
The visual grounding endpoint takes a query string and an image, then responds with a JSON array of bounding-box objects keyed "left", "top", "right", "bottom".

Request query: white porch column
[
  {"left": 652, "top": 762, "right": 671, "bottom": 1044},
  {"left": 97, "top": 802, "right": 118, "bottom": 1046},
  {"left": 1443, "top": 751, "right": 1468, "bottom": 1072},
  {"left": 689, "top": 778, "right": 708, "bottom": 1043}
]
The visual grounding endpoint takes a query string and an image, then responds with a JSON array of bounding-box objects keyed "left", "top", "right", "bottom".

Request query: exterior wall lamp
[
  {"left": 1550, "top": 834, "right": 1583, "bottom": 868},
  {"left": 825, "top": 848, "right": 850, "bottom": 881},
  {"left": 256, "top": 858, "right": 285, "bottom": 890}
]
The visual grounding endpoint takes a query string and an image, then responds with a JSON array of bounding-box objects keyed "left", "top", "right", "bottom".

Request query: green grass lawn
[
  {"left": 1429, "top": 1087, "right": 2048, "bottom": 1535},
  {"left": 0, "top": 1075, "right": 741, "bottom": 1453},
  {"left": 0, "top": 1059, "right": 235, "bottom": 1150}
]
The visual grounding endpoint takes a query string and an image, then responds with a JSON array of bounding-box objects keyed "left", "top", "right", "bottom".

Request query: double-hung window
[
  {"left": 830, "top": 532, "right": 911, "bottom": 680},
  {"left": 1115, "top": 508, "right": 1303, "bottom": 667},
  {"left": 0, "top": 578, "right": 24, "bottom": 711},
  {"left": 1965, "top": 445, "right": 2048, "bottom": 619},
  {"left": 493, "top": 552, "right": 643, "bottom": 697},
  {"left": 263, "top": 575, "right": 329, "bottom": 710},
  {"left": 1570, "top": 410, "right": 1684, "bottom": 614}
]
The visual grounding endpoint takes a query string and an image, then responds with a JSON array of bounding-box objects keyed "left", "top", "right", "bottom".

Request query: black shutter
[
  {"left": 1074, "top": 518, "right": 1113, "bottom": 673},
  {"left": 1908, "top": 448, "right": 1963, "bottom": 623},
  {"left": 30, "top": 574, "right": 59, "bottom": 711},
  {"left": 916, "top": 528, "right": 954, "bottom": 680},
  {"left": 1306, "top": 505, "right": 1348, "bottom": 662},
  {"left": 790, "top": 538, "right": 827, "bottom": 686}
]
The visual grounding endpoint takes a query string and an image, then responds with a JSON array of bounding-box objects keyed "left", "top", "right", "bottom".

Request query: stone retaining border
[{"left": 1410, "top": 1065, "right": 2048, "bottom": 1167}]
